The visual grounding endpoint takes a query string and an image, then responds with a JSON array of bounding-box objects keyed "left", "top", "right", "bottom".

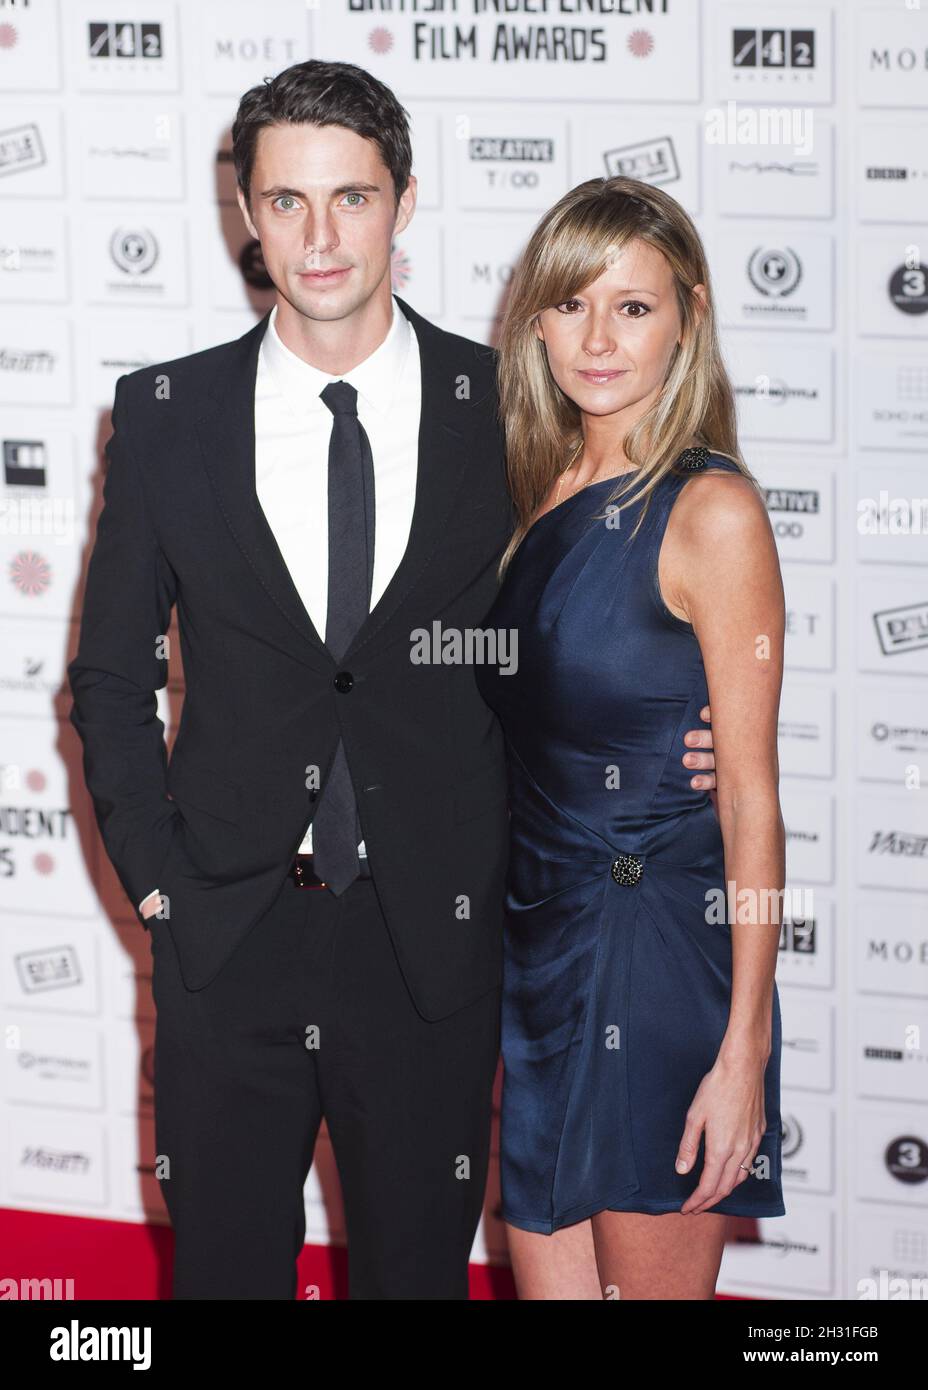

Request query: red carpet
[
  {"left": 0, "top": 1208, "right": 515, "bottom": 1300},
  {"left": 2, "top": 1209, "right": 756, "bottom": 1299}
]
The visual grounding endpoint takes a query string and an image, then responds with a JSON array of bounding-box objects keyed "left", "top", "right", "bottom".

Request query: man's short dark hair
[{"left": 232, "top": 59, "right": 413, "bottom": 211}]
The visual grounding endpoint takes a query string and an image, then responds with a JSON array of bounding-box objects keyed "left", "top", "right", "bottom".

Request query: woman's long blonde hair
[{"left": 495, "top": 176, "right": 757, "bottom": 580}]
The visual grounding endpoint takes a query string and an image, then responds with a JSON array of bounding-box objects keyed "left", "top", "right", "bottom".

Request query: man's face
[{"left": 237, "top": 121, "right": 416, "bottom": 321}]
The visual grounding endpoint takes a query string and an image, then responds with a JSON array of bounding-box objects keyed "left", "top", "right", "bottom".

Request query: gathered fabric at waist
[{"left": 504, "top": 743, "right": 725, "bottom": 916}]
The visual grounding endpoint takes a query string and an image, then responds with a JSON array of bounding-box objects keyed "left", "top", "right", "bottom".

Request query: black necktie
[{"left": 311, "top": 380, "right": 375, "bottom": 894}]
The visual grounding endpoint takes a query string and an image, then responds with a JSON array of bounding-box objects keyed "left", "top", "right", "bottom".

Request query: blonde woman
[{"left": 475, "top": 177, "right": 787, "bottom": 1300}]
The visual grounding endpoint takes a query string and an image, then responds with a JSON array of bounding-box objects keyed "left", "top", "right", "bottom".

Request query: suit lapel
[
  {"left": 191, "top": 295, "right": 482, "bottom": 674},
  {"left": 192, "top": 310, "right": 330, "bottom": 674},
  {"left": 340, "top": 294, "right": 479, "bottom": 663}
]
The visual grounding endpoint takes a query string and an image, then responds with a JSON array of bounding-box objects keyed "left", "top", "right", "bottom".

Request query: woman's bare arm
[{"left": 660, "top": 470, "right": 786, "bottom": 1214}]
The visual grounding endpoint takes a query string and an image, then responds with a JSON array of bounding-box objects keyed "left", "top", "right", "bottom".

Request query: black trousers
[{"left": 150, "top": 871, "right": 501, "bottom": 1299}]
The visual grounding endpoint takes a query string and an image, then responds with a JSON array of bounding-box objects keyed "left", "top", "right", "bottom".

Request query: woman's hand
[
  {"left": 683, "top": 703, "right": 719, "bottom": 814},
  {"left": 674, "top": 1046, "right": 770, "bottom": 1215}
]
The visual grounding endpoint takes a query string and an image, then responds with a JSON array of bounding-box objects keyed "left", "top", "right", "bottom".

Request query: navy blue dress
[{"left": 475, "top": 452, "right": 785, "bottom": 1233}]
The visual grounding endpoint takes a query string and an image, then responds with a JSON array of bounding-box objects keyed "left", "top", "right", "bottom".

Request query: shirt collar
[{"left": 260, "top": 294, "right": 412, "bottom": 418}]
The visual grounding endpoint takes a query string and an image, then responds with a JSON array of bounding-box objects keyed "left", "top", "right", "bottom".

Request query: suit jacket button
[{"left": 334, "top": 670, "right": 353, "bottom": 692}]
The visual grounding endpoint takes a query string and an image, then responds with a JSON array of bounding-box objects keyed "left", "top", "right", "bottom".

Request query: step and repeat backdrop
[{"left": 0, "top": 0, "right": 926, "bottom": 1301}]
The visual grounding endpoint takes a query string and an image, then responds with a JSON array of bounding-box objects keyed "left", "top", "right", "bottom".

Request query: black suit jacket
[{"left": 68, "top": 296, "right": 515, "bottom": 1020}]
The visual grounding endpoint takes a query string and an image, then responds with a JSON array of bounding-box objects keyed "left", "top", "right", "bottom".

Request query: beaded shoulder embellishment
[{"left": 676, "top": 445, "right": 711, "bottom": 471}]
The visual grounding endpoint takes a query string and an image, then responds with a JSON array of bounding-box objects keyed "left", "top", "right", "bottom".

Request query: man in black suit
[{"left": 68, "top": 60, "right": 718, "bottom": 1300}]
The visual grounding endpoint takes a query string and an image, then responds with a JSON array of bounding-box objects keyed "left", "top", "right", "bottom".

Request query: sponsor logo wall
[{"left": 0, "top": 0, "right": 925, "bottom": 1300}]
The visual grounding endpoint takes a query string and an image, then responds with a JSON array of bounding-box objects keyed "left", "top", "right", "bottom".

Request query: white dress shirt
[{"left": 139, "top": 295, "right": 421, "bottom": 914}]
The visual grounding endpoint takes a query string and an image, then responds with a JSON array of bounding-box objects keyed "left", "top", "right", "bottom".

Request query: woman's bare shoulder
[{"left": 669, "top": 466, "right": 769, "bottom": 548}]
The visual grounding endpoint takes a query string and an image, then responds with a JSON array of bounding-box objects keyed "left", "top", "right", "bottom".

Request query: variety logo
[
  {"left": 0, "top": 345, "right": 56, "bottom": 373},
  {"left": 868, "top": 830, "right": 928, "bottom": 859},
  {"left": 20, "top": 1144, "right": 91, "bottom": 1174}
]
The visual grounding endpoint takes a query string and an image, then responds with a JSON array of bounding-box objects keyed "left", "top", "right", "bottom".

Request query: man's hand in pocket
[{"left": 140, "top": 889, "right": 164, "bottom": 922}]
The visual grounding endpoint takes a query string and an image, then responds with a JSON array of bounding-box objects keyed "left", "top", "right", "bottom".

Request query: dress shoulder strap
[{"left": 669, "top": 445, "right": 743, "bottom": 480}]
